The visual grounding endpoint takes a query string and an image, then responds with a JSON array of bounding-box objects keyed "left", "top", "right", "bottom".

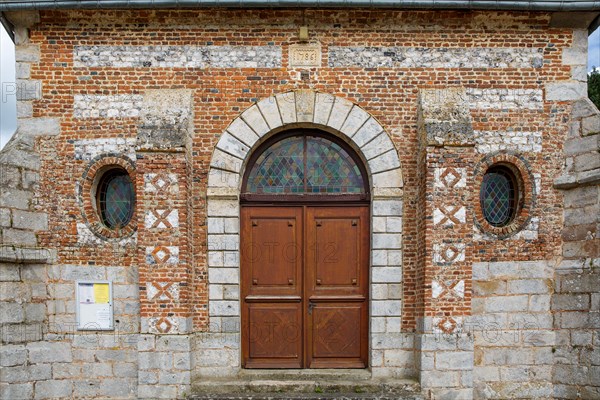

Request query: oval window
[
  {"left": 97, "top": 169, "right": 135, "bottom": 229},
  {"left": 480, "top": 166, "right": 518, "bottom": 227}
]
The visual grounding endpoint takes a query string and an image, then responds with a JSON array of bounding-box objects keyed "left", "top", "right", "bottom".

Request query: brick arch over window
[{"left": 200, "top": 90, "right": 404, "bottom": 377}]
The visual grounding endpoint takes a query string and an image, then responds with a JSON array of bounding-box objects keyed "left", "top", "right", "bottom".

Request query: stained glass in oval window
[
  {"left": 98, "top": 170, "right": 135, "bottom": 229},
  {"left": 480, "top": 166, "right": 517, "bottom": 227},
  {"left": 245, "top": 135, "right": 365, "bottom": 194}
]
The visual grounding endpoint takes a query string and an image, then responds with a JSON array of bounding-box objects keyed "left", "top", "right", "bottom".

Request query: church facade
[{"left": 0, "top": 2, "right": 599, "bottom": 399}]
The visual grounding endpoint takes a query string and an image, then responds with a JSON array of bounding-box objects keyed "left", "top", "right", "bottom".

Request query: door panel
[
  {"left": 241, "top": 206, "right": 369, "bottom": 369},
  {"left": 246, "top": 303, "right": 302, "bottom": 368},
  {"left": 311, "top": 304, "right": 362, "bottom": 358},
  {"left": 306, "top": 207, "right": 369, "bottom": 368},
  {"left": 241, "top": 207, "right": 303, "bottom": 368}
]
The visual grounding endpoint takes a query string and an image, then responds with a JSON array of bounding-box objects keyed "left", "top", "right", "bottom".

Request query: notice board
[{"left": 76, "top": 281, "right": 114, "bottom": 330}]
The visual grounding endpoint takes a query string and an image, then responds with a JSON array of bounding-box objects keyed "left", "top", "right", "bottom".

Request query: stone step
[
  {"left": 191, "top": 370, "right": 422, "bottom": 399},
  {"left": 191, "top": 394, "right": 423, "bottom": 400}
]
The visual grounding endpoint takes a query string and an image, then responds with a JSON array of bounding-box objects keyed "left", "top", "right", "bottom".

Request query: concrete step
[{"left": 191, "top": 369, "right": 423, "bottom": 399}]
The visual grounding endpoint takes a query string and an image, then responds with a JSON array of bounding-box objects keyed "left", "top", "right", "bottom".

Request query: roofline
[{"left": 1, "top": 0, "right": 599, "bottom": 12}]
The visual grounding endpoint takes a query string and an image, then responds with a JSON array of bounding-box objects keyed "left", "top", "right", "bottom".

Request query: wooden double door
[{"left": 241, "top": 206, "right": 369, "bottom": 369}]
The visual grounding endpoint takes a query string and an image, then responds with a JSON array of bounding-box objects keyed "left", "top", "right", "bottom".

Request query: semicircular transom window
[
  {"left": 480, "top": 166, "right": 517, "bottom": 227},
  {"left": 97, "top": 169, "right": 135, "bottom": 229},
  {"left": 244, "top": 133, "right": 367, "bottom": 197}
]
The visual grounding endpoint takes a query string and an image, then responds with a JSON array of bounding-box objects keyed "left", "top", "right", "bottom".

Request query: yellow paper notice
[{"left": 94, "top": 283, "right": 110, "bottom": 304}]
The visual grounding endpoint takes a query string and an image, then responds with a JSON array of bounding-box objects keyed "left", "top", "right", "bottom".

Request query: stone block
[
  {"left": 207, "top": 168, "right": 239, "bottom": 189},
  {"left": 2, "top": 228, "right": 37, "bottom": 246},
  {"left": 473, "top": 280, "right": 506, "bottom": 296},
  {"left": 564, "top": 186, "right": 598, "bottom": 208},
  {"left": 82, "top": 362, "right": 113, "bottom": 377},
  {"left": 384, "top": 349, "right": 413, "bottom": 367},
  {"left": 295, "top": 90, "right": 316, "bottom": 123},
  {"left": 0, "top": 302, "right": 24, "bottom": 323},
  {"left": 158, "top": 370, "right": 191, "bottom": 385},
  {"left": 564, "top": 135, "right": 598, "bottom": 155},
  {"left": 173, "top": 352, "right": 191, "bottom": 370},
  {"left": 430, "top": 388, "right": 473, "bottom": 400},
  {"left": 546, "top": 81, "right": 587, "bottom": 101},
  {"left": 553, "top": 364, "right": 590, "bottom": 385},
  {"left": 17, "top": 102, "right": 33, "bottom": 118},
  {"left": 15, "top": 44, "right": 40, "bottom": 62},
  {"left": 208, "top": 268, "right": 238, "bottom": 284},
  {"left": 207, "top": 199, "right": 238, "bottom": 217},
  {"left": 436, "top": 351, "right": 474, "bottom": 370},
  {"left": 0, "top": 382, "right": 33, "bottom": 399},
  {"left": 484, "top": 295, "right": 528, "bottom": 313},
  {"left": 34, "top": 380, "right": 73, "bottom": 399},
  {"left": 156, "top": 335, "right": 190, "bottom": 352},
  {"left": 138, "top": 352, "right": 173, "bottom": 370},
  {"left": 353, "top": 117, "right": 384, "bottom": 147},
  {"left": 210, "top": 150, "right": 243, "bottom": 174},
  {"left": 257, "top": 96, "right": 283, "bottom": 129},
  {"left": 552, "top": 293, "right": 590, "bottom": 311},
  {"left": 474, "top": 366, "right": 500, "bottom": 382},
  {"left": 559, "top": 311, "right": 600, "bottom": 329},
  {"left": 371, "top": 267, "right": 402, "bottom": 283},
  {"left": 98, "top": 379, "right": 136, "bottom": 398},
  {"left": 373, "top": 199, "right": 403, "bottom": 216},
  {"left": 137, "top": 384, "right": 177, "bottom": 399},
  {"left": 0, "top": 188, "right": 32, "bottom": 210},
  {"left": 340, "top": 105, "right": 370, "bottom": 137},
  {"left": 27, "top": 341, "right": 72, "bottom": 363},
  {"left": 227, "top": 117, "right": 259, "bottom": 148},
  {"left": 25, "top": 303, "right": 46, "bottom": 322},
  {"left": 582, "top": 114, "right": 600, "bottom": 136},
  {"left": 209, "top": 300, "right": 239, "bottom": 316},
  {"left": 275, "top": 92, "right": 297, "bottom": 124},
  {"left": 574, "top": 152, "right": 600, "bottom": 171},
  {"left": 0, "top": 344, "right": 27, "bottom": 367},
  {"left": 215, "top": 132, "right": 249, "bottom": 160},
  {"left": 507, "top": 279, "right": 551, "bottom": 294},
  {"left": 369, "top": 149, "right": 401, "bottom": 174},
  {"left": 241, "top": 105, "right": 270, "bottom": 137},
  {"left": 421, "top": 370, "right": 460, "bottom": 388},
  {"left": 528, "top": 295, "right": 551, "bottom": 312},
  {"left": 327, "top": 97, "right": 354, "bottom": 130},
  {"left": 11, "top": 210, "right": 47, "bottom": 231},
  {"left": 17, "top": 118, "right": 60, "bottom": 137},
  {"left": 362, "top": 132, "right": 395, "bottom": 160},
  {"left": 562, "top": 47, "right": 587, "bottom": 65},
  {"left": 0, "top": 281, "right": 28, "bottom": 302},
  {"left": 372, "top": 168, "right": 404, "bottom": 189},
  {"left": 372, "top": 333, "right": 412, "bottom": 350},
  {"left": 16, "top": 80, "right": 41, "bottom": 101},
  {"left": 371, "top": 300, "right": 401, "bottom": 316},
  {"left": 372, "top": 233, "right": 402, "bottom": 250},
  {"left": 139, "top": 370, "right": 158, "bottom": 384},
  {"left": 52, "top": 363, "right": 81, "bottom": 379}
]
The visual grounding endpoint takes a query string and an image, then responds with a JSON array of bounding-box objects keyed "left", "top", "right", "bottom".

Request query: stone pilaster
[
  {"left": 135, "top": 90, "right": 194, "bottom": 399},
  {"left": 417, "top": 88, "right": 475, "bottom": 400}
]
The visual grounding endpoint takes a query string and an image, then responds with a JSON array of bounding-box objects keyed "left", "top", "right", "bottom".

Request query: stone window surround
[{"left": 202, "top": 90, "right": 405, "bottom": 376}]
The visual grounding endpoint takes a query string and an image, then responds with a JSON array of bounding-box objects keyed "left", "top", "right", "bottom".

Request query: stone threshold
[{"left": 192, "top": 369, "right": 422, "bottom": 399}]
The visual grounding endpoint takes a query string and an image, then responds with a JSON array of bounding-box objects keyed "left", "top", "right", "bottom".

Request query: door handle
[{"left": 308, "top": 301, "right": 315, "bottom": 315}]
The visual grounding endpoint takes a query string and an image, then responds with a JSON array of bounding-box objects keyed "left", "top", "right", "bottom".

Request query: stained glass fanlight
[
  {"left": 97, "top": 169, "right": 135, "bottom": 229},
  {"left": 480, "top": 166, "right": 517, "bottom": 227},
  {"left": 245, "top": 134, "right": 366, "bottom": 195}
]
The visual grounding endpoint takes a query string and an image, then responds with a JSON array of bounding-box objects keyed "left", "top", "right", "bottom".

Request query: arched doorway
[
  {"left": 240, "top": 130, "right": 370, "bottom": 368},
  {"left": 201, "top": 90, "right": 404, "bottom": 378}
]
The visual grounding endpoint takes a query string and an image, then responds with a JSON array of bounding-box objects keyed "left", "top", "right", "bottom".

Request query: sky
[{"left": 0, "top": 24, "right": 599, "bottom": 150}]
